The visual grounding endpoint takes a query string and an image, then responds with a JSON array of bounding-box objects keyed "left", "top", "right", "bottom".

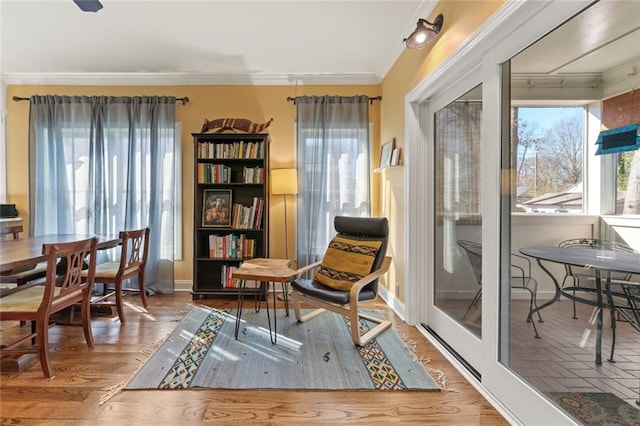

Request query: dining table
[
  {"left": 0, "top": 233, "right": 121, "bottom": 275},
  {"left": 520, "top": 246, "right": 640, "bottom": 365}
]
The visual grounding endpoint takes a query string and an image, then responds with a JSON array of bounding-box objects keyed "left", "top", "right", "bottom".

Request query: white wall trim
[{"left": 1, "top": 72, "right": 381, "bottom": 87}]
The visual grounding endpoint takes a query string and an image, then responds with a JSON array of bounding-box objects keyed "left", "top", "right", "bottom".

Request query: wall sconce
[
  {"left": 271, "top": 168, "right": 298, "bottom": 260},
  {"left": 403, "top": 14, "right": 444, "bottom": 49}
]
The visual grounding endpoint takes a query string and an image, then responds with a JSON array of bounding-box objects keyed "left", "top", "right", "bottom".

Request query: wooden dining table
[{"left": 0, "top": 233, "right": 121, "bottom": 275}]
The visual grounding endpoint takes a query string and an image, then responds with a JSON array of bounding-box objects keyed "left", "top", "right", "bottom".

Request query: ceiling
[
  {"left": 0, "top": 0, "right": 433, "bottom": 85},
  {"left": 1, "top": 1, "right": 638, "bottom": 89}
]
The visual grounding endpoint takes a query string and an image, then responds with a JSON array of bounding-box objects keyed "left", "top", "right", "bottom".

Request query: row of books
[
  {"left": 197, "top": 163, "right": 231, "bottom": 183},
  {"left": 220, "top": 265, "right": 259, "bottom": 289},
  {"left": 243, "top": 166, "right": 264, "bottom": 184},
  {"left": 220, "top": 264, "right": 240, "bottom": 288},
  {"left": 197, "top": 141, "right": 264, "bottom": 160},
  {"left": 197, "top": 165, "right": 264, "bottom": 184},
  {"left": 231, "top": 197, "right": 264, "bottom": 229},
  {"left": 209, "top": 233, "right": 256, "bottom": 259}
]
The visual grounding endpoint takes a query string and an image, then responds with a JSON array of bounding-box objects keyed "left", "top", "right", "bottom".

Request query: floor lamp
[{"left": 271, "top": 168, "right": 298, "bottom": 260}]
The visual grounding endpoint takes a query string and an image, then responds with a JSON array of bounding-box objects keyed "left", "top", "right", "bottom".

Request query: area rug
[
  {"left": 549, "top": 392, "right": 640, "bottom": 426},
  {"left": 124, "top": 305, "right": 442, "bottom": 391}
]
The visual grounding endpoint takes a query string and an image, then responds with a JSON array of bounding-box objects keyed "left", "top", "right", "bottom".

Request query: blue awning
[{"left": 595, "top": 123, "right": 640, "bottom": 155}]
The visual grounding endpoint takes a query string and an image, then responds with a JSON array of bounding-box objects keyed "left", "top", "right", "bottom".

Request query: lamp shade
[
  {"left": 271, "top": 168, "right": 298, "bottom": 195},
  {"left": 404, "top": 14, "right": 444, "bottom": 49}
]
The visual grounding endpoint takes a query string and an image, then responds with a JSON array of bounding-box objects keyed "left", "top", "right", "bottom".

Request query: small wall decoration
[
  {"left": 391, "top": 147, "right": 401, "bottom": 166},
  {"left": 379, "top": 138, "right": 395, "bottom": 168},
  {"left": 202, "top": 189, "right": 232, "bottom": 227},
  {"left": 201, "top": 117, "right": 274, "bottom": 134}
]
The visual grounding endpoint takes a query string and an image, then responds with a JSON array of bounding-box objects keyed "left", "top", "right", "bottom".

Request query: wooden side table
[{"left": 231, "top": 258, "right": 298, "bottom": 344}]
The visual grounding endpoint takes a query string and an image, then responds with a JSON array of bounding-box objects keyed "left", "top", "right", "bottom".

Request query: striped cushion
[
  {"left": 82, "top": 262, "right": 120, "bottom": 279},
  {"left": 313, "top": 236, "right": 382, "bottom": 291}
]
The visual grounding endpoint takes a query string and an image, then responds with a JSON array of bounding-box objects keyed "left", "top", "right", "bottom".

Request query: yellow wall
[
  {"left": 379, "top": 0, "right": 504, "bottom": 300},
  {"left": 5, "top": 84, "right": 380, "bottom": 281},
  {"left": 5, "top": 0, "right": 505, "bottom": 297}
]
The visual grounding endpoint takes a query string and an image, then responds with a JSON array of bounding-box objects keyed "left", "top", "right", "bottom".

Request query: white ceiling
[
  {"left": 2, "top": 0, "right": 638, "bottom": 88},
  {"left": 0, "top": 0, "right": 434, "bottom": 85}
]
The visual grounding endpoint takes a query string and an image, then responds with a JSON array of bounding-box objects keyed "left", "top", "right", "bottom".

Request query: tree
[{"left": 623, "top": 150, "right": 640, "bottom": 214}]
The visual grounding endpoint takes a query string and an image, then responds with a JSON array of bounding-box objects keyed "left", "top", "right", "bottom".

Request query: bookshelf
[{"left": 192, "top": 132, "right": 270, "bottom": 299}]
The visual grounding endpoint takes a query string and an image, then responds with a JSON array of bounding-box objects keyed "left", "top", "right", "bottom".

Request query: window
[{"left": 511, "top": 106, "right": 585, "bottom": 213}]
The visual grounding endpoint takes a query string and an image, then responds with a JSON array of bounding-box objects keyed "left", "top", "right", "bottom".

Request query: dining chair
[
  {"left": 85, "top": 227, "right": 150, "bottom": 323},
  {"left": 0, "top": 237, "right": 97, "bottom": 378},
  {"left": 290, "top": 216, "right": 392, "bottom": 346},
  {"left": 558, "top": 238, "right": 637, "bottom": 319},
  {"left": 457, "top": 239, "right": 543, "bottom": 338},
  {"left": 0, "top": 225, "right": 48, "bottom": 286}
]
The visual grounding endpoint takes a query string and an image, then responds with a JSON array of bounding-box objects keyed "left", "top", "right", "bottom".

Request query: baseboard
[{"left": 175, "top": 280, "right": 192, "bottom": 292}]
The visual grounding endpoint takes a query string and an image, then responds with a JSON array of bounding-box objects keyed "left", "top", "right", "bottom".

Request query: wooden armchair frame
[{"left": 291, "top": 256, "right": 392, "bottom": 346}]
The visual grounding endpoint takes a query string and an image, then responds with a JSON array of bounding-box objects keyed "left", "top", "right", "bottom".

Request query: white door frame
[{"left": 404, "top": 1, "right": 593, "bottom": 424}]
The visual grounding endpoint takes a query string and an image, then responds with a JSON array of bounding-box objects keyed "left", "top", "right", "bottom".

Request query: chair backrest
[
  {"left": 457, "top": 240, "right": 482, "bottom": 286},
  {"left": 0, "top": 224, "right": 23, "bottom": 240},
  {"left": 41, "top": 237, "right": 97, "bottom": 313},
  {"left": 333, "top": 216, "right": 388, "bottom": 293},
  {"left": 559, "top": 238, "right": 637, "bottom": 253},
  {"left": 117, "top": 227, "right": 150, "bottom": 276},
  {"left": 559, "top": 238, "right": 637, "bottom": 280}
]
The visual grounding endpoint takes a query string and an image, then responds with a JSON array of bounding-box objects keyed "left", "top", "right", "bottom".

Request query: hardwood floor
[{"left": 0, "top": 292, "right": 508, "bottom": 425}]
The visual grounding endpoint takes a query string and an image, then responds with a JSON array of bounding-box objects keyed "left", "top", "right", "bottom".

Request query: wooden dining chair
[
  {"left": 85, "top": 227, "right": 150, "bottom": 323},
  {"left": 0, "top": 225, "right": 48, "bottom": 286},
  {"left": 0, "top": 237, "right": 97, "bottom": 378}
]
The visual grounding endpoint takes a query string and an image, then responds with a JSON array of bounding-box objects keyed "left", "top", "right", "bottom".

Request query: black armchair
[{"left": 291, "top": 216, "right": 392, "bottom": 346}]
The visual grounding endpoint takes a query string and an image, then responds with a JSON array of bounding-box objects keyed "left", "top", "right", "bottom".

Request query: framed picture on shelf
[
  {"left": 379, "top": 138, "right": 395, "bottom": 168},
  {"left": 202, "top": 189, "right": 232, "bottom": 227},
  {"left": 391, "top": 148, "right": 401, "bottom": 166}
]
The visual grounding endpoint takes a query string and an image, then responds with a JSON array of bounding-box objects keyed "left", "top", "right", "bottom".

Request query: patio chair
[
  {"left": 0, "top": 237, "right": 97, "bottom": 378},
  {"left": 457, "top": 240, "right": 543, "bottom": 338},
  {"left": 558, "top": 238, "right": 637, "bottom": 319},
  {"left": 290, "top": 216, "right": 392, "bottom": 346}
]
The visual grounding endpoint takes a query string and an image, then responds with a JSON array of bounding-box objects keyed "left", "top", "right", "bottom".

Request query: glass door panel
[{"left": 433, "top": 84, "right": 484, "bottom": 341}]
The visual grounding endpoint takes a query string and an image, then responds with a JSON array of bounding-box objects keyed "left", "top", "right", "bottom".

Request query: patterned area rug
[
  {"left": 124, "top": 305, "right": 442, "bottom": 391},
  {"left": 549, "top": 392, "right": 640, "bottom": 426}
]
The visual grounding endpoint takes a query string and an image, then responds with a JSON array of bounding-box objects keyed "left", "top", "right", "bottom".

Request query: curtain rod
[
  {"left": 12, "top": 96, "right": 190, "bottom": 105},
  {"left": 286, "top": 96, "right": 382, "bottom": 105}
]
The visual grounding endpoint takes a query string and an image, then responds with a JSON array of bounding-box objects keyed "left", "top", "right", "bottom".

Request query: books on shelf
[
  {"left": 208, "top": 234, "right": 256, "bottom": 259},
  {"left": 197, "top": 163, "right": 231, "bottom": 183},
  {"left": 230, "top": 197, "right": 264, "bottom": 229},
  {"left": 197, "top": 141, "right": 264, "bottom": 160},
  {"left": 242, "top": 166, "right": 264, "bottom": 183}
]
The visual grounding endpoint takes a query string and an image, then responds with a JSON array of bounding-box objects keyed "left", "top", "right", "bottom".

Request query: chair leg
[
  {"left": 115, "top": 280, "right": 126, "bottom": 323},
  {"left": 36, "top": 319, "right": 54, "bottom": 379},
  {"left": 138, "top": 272, "right": 148, "bottom": 308},
  {"left": 80, "top": 297, "right": 95, "bottom": 348}
]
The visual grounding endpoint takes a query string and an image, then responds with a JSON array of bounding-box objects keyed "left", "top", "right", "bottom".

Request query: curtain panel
[
  {"left": 295, "top": 95, "right": 371, "bottom": 268},
  {"left": 28, "top": 95, "right": 176, "bottom": 293}
]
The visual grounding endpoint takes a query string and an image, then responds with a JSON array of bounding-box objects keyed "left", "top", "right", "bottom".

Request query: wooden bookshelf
[{"left": 192, "top": 132, "right": 270, "bottom": 299}]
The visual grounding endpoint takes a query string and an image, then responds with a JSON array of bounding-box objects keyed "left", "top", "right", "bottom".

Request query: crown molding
[{"left": 1, "top": 72, "right": 381, "bottom": 86}]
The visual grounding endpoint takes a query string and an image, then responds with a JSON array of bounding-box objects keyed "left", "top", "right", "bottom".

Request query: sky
[{"left": 517, "top": 107, "right": 583, "bottom": 134}]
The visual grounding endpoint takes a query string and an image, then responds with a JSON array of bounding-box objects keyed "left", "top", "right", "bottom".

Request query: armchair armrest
[
  {"left": 349, "top": 256, "right": 392, "bottom": 301},
  {"left": 294, "top": 260, "right": 322, "bottom": 278}
]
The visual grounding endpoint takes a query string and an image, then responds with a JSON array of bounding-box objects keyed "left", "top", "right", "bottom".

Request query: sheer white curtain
[
  {"left": 295, "top": 95, "right": 371, "bottom": 267},
  {"left": 28, "top": 95, "right": 176, "bottom": 293}
]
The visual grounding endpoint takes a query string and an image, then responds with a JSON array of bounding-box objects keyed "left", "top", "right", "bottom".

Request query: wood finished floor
[{"left": 0, "top": 292, "right": 508, "bottom": 425}]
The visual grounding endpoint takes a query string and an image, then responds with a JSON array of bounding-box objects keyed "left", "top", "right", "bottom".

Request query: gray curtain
[
  {"left": 295, "top": 95, "right": 371, "bottom": 268},
  {"left": 28, "top": 95, "right": 176, "bottom": 294}
]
